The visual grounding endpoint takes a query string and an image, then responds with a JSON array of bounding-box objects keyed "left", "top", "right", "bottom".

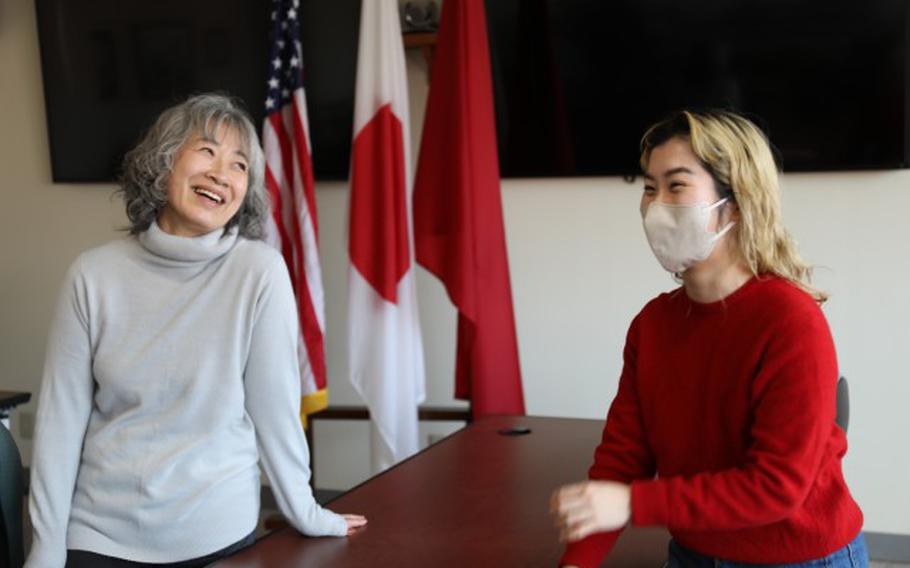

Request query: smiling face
[
  {"left": 640, "top": 135, "right": 740, "bottom": 272},
  {"left": 642, "top": 137, "right": 719, "bottom": 208},
  {"left": 157, "top": 124, "right": 250, "bottom": 237},
  {"left": 641, "top": 136, "right": 738, "bottom": 234}
]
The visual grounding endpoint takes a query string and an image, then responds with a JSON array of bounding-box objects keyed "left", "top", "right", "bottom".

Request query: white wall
[
  {"left": 1, "top": 0, "right": 907, "bottom": 535},
  {"left": 0, "top": 0, "right": 127, "bottom": 450}
]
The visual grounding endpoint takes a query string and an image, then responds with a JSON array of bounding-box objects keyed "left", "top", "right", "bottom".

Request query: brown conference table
[{"left": 215, "top": 415, "right": 670, "bottom": 567}]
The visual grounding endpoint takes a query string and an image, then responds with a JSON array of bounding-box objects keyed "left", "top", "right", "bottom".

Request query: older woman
[
  {"left": 26, "top": 94, "right": 365, "bottom": 568},
  {"left": 552, "top": 110, "right": 867, "bottom": 567}
]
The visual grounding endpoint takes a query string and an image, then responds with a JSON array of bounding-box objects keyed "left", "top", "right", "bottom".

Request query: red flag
[
  {"left": 413, "top": 0, "right": 525, "bottom": 418},
  {"left": 261, "top": 0, "right": 328, "bottom": 421}
]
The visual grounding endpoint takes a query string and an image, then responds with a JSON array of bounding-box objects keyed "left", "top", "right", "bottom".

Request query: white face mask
[{"left": 642, "top": 197, "right": 735, "bottom": 273}]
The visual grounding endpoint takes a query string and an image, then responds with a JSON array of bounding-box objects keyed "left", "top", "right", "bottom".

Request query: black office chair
[
  {"left": 835, "top": 376, "right": 849, "bottom": 434},
  {"left": 0, "top": 425, "right": 24, "bottom": 568}
]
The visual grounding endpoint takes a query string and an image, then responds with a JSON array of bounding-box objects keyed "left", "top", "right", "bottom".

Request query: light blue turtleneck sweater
[{"left": 26, "top": 222, "right": 346, "bottom": 567}]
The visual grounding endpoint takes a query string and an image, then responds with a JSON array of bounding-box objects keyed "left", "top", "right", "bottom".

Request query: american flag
[{"left": 261, "top": 0, "right": 328, "bottom": 421}]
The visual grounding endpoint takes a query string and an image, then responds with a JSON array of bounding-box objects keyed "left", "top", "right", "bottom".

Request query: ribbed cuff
[
  {"left": 558, "top": 530, "right": 622, "bottom": 568},
  {"left": 323, "top": 509, "right": 349, "bottom": 537}
]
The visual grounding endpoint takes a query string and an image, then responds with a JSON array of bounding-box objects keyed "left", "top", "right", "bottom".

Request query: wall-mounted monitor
[{"left": 36, "top": 0, "right": 910, "bottom": 182}]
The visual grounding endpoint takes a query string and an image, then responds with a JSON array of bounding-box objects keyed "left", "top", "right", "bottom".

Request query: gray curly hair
[{"left": 118, "top": 93, "right": 269, "bottom": 239}]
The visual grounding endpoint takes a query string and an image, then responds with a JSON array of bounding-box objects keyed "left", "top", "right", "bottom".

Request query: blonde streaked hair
[{"left": 640, "top": 110, "right": 827, "bottom": 303}]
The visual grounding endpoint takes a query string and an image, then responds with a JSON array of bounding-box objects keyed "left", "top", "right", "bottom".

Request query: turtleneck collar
[{"left": 138, "top": 220, "right": 238, "bottom": 263}]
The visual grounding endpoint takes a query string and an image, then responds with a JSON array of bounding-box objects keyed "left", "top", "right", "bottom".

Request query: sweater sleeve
[
  {"left": 242, "top": 255, "right": 347, "bottom": 538},
  {"left": 561, "top": 316, "right": 657, "bottom": 568},
  {"left": 26, "top": 262, "right": 95, "bottom": 568},
  {"left": 630, "top": 305, "right": 838, "bottom": 532}
]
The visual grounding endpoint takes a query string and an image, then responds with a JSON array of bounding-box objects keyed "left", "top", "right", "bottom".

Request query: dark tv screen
[
  {"left": 486, "top": 0, "right": 910, "bottom": 176},
  {"left": 36, "top": 0, "right": 910, "bottom": 182},
  {"left": 35, "top": 0, "right": 360, "bottom": 182}
]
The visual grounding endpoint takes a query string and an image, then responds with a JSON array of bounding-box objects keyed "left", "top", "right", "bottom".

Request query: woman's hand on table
[
  {"left": 550, "top": 480, "right": 631, "bottom": 542},
  {"left": 342, "top": 514, "right": 367, "bottom": 536}
]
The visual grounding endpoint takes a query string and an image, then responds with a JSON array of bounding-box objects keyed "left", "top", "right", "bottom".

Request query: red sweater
[{"left": 561, "top": 276, "right": 863, "bottom": 567}]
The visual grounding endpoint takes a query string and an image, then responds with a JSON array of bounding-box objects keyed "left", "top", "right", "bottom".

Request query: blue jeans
[{"left": 667, "top": 533, "right": 869, "bottom": 568}]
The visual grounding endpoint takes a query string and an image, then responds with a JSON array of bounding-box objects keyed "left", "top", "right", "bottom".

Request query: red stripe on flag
[
  {"left": 269, "top": 112, "right": 298, "bottom": 193},
  {"left": 265, "top": 167, "right": 296, "bottom": 280},
  {"left": 349, "top": 104, "right": 410, "bottom": 304},
  {"left": 268, "top": 112, "right": 305, "bottom": 279},
  {"left": 267, "top": 108, "right": 327, "bottom": 392},
  {"left": 291, "top": 97, "right": 320, "bottom": 240},
  {"left": 295, "top": 270, "right": 327, "bottom": 391},
  {"left": 269, "top": 113, "right": 310, "bottom": 302}
]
